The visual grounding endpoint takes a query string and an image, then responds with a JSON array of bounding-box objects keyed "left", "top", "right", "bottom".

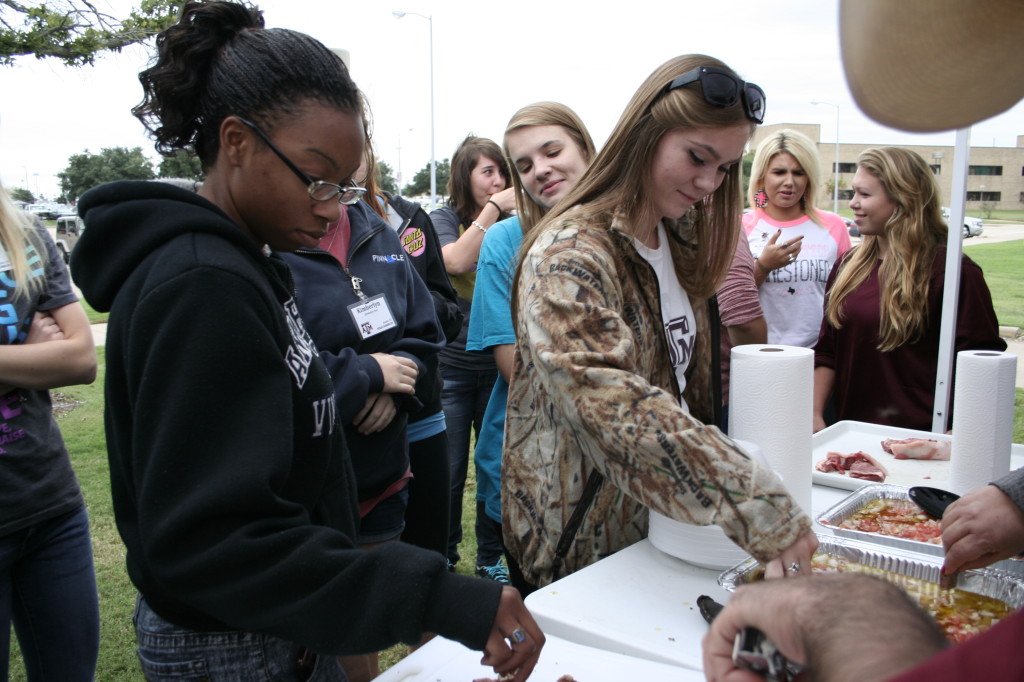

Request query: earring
[{"left": 754, "top": 189, "right": 768, "bottom": 208}]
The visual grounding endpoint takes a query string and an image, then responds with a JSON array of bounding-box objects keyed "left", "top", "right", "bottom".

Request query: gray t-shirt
[{"left": 0, "top": 222, "right": 82, "bottom": 536}]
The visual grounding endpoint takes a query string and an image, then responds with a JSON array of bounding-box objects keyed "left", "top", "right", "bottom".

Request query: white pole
[{"left": 932, "top": 127, "right": 971, "bottom": 433}]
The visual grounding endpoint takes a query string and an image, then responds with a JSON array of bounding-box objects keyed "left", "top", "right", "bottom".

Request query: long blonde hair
[
  {"left": 748, "top": 128, "right": 825, "bottom": 225},
  {"left": 0, "top": 182, "right": 46, "bottom": 301},
  {"left": 824, "top": 147, "right": 946, "bottom": 350},
  {"left": 502, "top": 102, "right": 596, "bottom": 234},
  {"left": 513, "top": 54, "right": 755, "bottom": 315}
]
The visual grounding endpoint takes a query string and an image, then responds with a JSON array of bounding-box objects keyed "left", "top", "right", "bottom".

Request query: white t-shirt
[
  {"left": 634, "top": 222, "right": 695, "bottom": 412},
  {"left": 742, "top": 209, "right": 851, "bottom": 347}
]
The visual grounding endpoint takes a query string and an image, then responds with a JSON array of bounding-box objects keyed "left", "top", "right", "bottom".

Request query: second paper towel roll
[
  {"left": 729, "top": 345, "right": 814, "bottom": 515},
  {"left": 950, "top": 350, "right": 1018, "bottom": 495}
]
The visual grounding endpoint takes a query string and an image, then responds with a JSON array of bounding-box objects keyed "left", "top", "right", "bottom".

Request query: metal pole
[
  {"left": 392, "top": 11, "right": 435, "bottom": 208},
  {"left": 811, "top": 101, "right": 840, "bottom": 213},
  {"left": 833, "top": 106, "right": 840, "bottom": 214}
]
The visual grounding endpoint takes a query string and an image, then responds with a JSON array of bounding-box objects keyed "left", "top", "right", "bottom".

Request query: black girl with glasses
[
  {"left": 503, "top": 55, "right": 817, "bottom": 594},
  {"left": 70, "top": 2, "right": 542, "bottom": 679}
]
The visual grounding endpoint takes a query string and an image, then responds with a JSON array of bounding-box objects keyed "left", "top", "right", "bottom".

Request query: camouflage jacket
[{"left": 503, "top": 212, "right": 811, "bottom": 587}]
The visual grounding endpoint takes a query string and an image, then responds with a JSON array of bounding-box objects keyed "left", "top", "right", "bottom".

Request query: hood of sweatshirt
[{"left": 71, "top": 180, "right": 263, "bottom": 312}]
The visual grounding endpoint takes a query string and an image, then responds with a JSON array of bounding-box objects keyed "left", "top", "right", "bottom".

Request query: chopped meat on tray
[
  {"left": 815, "top": 451, "right": 888, "bottom": 482},
  {"left": 881, "top": 437, "right": 951, "bottom": 461}
]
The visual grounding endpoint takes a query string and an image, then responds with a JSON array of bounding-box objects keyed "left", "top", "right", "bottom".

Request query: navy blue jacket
[{"left": 283, "top": 201, "right": 445, "bottom": 502}]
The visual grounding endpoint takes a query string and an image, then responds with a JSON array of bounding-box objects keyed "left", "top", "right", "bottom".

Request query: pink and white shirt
[{"left": 743, "top": 209, "right": 851, "bottom": 348}]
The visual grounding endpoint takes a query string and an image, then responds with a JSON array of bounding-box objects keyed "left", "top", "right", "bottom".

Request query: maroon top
[{"left": 815, "top": 247, "right": 1005, "bottom": 431}]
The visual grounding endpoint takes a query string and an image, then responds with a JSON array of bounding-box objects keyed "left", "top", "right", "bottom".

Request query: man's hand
[{"left": 942, "top": 484, "right": 1024, "bottom": 579}]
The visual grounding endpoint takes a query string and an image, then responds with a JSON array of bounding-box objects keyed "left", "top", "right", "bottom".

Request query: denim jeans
[
  {"left": 133, "top": 595, "right": 347, "bottom": 681},
  {"left": 0, "top": 504, "right": 99, "bottom": 681},
  {"left": 439, "top": 363, "right": 498, "bottom": 565}
]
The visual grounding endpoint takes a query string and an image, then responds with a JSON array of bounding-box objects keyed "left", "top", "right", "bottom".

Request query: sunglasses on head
[{"left": 662, "top": 66, "right": 766, "bottom": 124}]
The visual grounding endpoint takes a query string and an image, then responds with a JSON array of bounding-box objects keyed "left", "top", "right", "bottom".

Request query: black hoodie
[{"left": 71, "top": 181, "right": 501, "bottom": 654}]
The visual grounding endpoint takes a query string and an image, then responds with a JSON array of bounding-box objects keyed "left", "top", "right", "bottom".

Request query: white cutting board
[
  {"left": 524, "top": 540, "right": 727, "bottom": 671},
  {"left": 812, "top": 420, "right": 1024, "bottom": 491},
  {"left": 371, "top": 633, "right": 702, "bottom": 681}
]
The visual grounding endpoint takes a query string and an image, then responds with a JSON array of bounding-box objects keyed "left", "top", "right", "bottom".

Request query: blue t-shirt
[{"left": 466, "top": 217, "right": 521, "bottom": 524}]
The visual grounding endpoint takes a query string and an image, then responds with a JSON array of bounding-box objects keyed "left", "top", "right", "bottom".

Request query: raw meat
[
  {"left": 881, "top": 437, "right": 951, "bottom": 461},
  {"left": 815, "top": 451, "right": 889, "bottom": 482}
]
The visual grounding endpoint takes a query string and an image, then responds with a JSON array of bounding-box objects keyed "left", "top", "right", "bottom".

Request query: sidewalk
[{"left": 91, "top": 322, "right": 107, "bottom": 347}]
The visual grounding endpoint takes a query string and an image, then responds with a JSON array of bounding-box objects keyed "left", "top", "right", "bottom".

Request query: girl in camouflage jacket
[{"left": 504, "top": 55, "right": 818, "bottom": 590}]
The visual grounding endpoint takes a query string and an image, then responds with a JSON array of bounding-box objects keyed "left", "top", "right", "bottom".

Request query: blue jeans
[
  {"left": 0, "top": 505, "right": 99, "bottom": 681},
  {"left": 440, "top": 363, "right": 498, "bottom": 565},
  {"left": 133, "top": 595, "right": 347, "bottom": 681}
]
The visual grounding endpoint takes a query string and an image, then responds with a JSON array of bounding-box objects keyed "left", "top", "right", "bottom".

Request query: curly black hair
[{"left": 133, "top": 1, "right": 361, "bottom": 167}]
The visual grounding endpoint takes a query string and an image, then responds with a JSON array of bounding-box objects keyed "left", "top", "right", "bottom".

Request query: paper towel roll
[
  {"left": 950, "top": 350, "right": 1018, "bottom": 495},
  {"left": 729, "top": 345, "right": 813, "bottom": 515}
]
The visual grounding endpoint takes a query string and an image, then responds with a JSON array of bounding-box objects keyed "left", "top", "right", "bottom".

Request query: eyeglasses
[
  {"left": 662, "top": 66, "right": 766, "bottom": 124},
  {"left": 235, "top": 116, "right": 367, "bottom": 205}
]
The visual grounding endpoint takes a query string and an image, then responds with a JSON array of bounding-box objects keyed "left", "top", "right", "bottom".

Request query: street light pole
[
  {"left": 393, "top": 11, "right": 435, "bottom": 208},
  {"left": 811, "top": 101, "right": 840, "bottom": 214}
]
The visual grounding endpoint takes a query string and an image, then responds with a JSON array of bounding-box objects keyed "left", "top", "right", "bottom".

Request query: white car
[{"left": 941, "top": 207, "right": 984, "bottom": 238}]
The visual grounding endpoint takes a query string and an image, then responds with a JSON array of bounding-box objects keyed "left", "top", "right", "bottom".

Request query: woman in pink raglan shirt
[{"left": 742, "top": 129, "right": 851, "bottom": 348}]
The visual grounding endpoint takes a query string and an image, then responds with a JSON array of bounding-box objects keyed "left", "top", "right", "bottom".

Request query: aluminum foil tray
[
  {"left": 718, "top": 534, "right": 1024, "bottom": 613},
  {"left": 816, "top": 483, "right": 943, "bottom": 556},
  {"left": 815, "top": 484, "right": 1024, "bottom": 575}
]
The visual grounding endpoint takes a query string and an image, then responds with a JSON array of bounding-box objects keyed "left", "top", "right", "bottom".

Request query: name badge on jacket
[{"left": 348, "top": 294, "right": 397, "bottom": 340}]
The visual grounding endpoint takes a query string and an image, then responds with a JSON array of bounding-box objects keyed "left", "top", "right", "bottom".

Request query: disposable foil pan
[
  {"left": 815, "top": 484, "right": 1024, "bottom": 575},
  {"left": 816, "top": 483, "right": 943, "bottom": 556},
  {"left": 718, "top": 534, "right": 1024, "bottom": 612}
]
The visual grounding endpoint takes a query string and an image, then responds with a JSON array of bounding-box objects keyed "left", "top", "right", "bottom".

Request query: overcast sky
[{"left": 2, "top": 0, "right": 1022, "bottom": 199}]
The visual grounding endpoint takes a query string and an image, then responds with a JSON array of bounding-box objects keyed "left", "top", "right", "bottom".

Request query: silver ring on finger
[
  {"left": 510, "top": 627, "right": 527, "bottom": 643},
  {"left": 787, "top": 561, "right": 801, "bottom": 575}
]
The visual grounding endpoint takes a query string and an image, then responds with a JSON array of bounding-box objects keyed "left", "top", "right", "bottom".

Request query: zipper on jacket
[{"left": 295, "top": 219, "right": 385, "bottom": 301}]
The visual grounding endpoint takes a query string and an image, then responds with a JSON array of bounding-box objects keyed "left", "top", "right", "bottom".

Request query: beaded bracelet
[{"left": 472, "top": 220, "right": 488, "bottom": 233}]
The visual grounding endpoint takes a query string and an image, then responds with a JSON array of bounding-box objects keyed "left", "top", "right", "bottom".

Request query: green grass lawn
[{"left": 964, "top": 240, "right": 1024, "bottom": 330}]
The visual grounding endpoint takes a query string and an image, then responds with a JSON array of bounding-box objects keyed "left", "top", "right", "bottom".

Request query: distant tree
[
  {"left": 158, "top": 149, "right": 203, "bottom": 180},
  {"left": 0, "top": 0, "right": 182, "bottom": 66},
  {"left": 822, "top": 176, "right": 848, "bottom": 204},
  {"left": 402, "top": 158, "right": 450, "bottom": 199},
  {"left": 58, "top": 146, "right": 155, "bottom": 201},
  {"left": 375, "top": 158, "right": 398, "bottom": 195},
  {"left": 8, "top": 186, "right": 34, "bottom": 203}
]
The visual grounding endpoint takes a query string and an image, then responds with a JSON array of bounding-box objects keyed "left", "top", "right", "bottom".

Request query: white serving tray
[
  {"left": 370, "top": 633, "right": 702, "bottom": 681},
  {"left": 812, "top": 420, "right": 1024, "bottom": 492}
]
